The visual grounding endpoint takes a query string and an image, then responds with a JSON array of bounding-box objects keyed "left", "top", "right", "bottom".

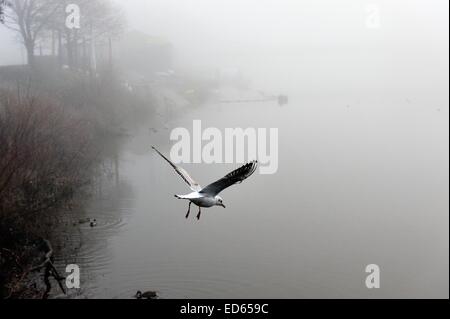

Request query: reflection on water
[{"left": 54, "top": 94, "right": 448, "bottom": 298}]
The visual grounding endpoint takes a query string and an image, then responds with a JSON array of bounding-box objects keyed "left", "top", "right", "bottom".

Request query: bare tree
[
  {"left": 2, "top": 0, "right": 124, "bottom": 69},
  {"left": 41, "top": 0, "right": 125, "bottom": 70},
  {"left": 0, "top": 1, "right": 8, "bottom": 24},
  {"left": 67, "top": 0, "right": 125, "bottom": 70},
  {"left": 2, "top": 0, "right": 62, "bottom": 67}
]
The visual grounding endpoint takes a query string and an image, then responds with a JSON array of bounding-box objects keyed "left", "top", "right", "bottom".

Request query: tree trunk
[
  {"left": 51, "top": 30, "right": 55, "bottom": 56},
  {"left": 66, "top": 32, "right": 74, "bottom": 68},
  {"left": 73, "top": 29, "right": 79, "bottom": 68},
  {"left": 58, "top": 30, "right": 62, "bottom": 67},
  {"left": 25, "top": 40, "right": 35, "bottom": 68},
  {"left": 108, "top": 37, "right": 113, "bottom": 69},
  {"left": 82, "top": 37, "right": 87, "bottom": 70}
]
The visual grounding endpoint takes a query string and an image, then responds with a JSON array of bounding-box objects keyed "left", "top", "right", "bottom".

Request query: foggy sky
[
  {"left": 1, "top": 0, "right": 448, "bottom": 104},
  {"left": 1, "top": 1, "right": 448, "bottom": 66}
]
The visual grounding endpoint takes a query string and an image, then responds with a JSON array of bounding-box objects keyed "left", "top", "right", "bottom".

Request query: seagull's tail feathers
[{"left": 174, "top": 194, "right": 187, "bottom": 199}]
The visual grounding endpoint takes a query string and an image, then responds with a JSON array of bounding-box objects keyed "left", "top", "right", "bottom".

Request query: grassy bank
[{"left": 0, "top": 66, "right": 151, "bottom": 298}]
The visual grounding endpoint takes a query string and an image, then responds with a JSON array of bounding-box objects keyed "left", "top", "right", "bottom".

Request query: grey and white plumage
[{"left": 152, "top": 146, "right": 258, "bottom": 220}]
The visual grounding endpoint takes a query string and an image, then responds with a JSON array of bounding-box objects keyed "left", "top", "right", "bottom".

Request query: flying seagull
[{"left": 152, "top": 146, "right": 258, "bottom": 220}]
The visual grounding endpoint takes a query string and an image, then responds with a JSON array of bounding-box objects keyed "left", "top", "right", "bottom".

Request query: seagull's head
[{"left": 215, "top": 196, "right": 226, "bottom": 208}]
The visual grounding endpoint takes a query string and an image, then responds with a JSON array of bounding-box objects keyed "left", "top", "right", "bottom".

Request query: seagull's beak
[{"left": 219, "top": 203, "right": 226, "bottom": 208}]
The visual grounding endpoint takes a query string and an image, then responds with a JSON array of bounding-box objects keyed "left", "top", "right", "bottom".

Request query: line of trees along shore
[{"left": 2, "top": 0, "right": 124, "bottom": 70}]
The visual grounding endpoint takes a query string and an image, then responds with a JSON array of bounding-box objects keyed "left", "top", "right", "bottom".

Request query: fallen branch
[
  {"left": 5, "top": 239, "right": 66, "bottom": 299},
  {"left": 30, "top": 239, "right": 66, "bottom": 298}
]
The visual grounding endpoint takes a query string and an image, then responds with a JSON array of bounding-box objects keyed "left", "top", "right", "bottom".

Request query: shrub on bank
[{"left": 0, "top": 91, "right": 99, "bottom": 298}]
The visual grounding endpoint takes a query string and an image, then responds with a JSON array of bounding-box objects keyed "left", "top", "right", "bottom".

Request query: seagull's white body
[
  {"left": 175, "top": 193, "right": 216, "bottom": 208},
  {"left": 152, "top": 146, "right": 258, "bottom": 220}
]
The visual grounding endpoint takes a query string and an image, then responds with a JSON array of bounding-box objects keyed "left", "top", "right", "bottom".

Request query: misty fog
[{"left": 0, "top": 0, "right": 448, "bottom": 299}]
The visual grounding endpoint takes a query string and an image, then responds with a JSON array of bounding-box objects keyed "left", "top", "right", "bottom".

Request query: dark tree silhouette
[
  {"left": 2, "top": 0, "right": 62, "bottom": 67},
  {"left": 0, "top": 0, "right": 8, "bottom": 23}
]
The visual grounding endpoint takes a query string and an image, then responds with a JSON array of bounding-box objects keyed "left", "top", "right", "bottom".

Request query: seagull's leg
[
  {"left": 185, "top": 201, "right": 192, "bottom": 219},
  {"left": 196, "top": 207, "right": 201, "bottom": 220}
]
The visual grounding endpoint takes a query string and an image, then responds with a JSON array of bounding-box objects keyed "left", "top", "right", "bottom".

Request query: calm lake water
[{"left": 54, "top": 88, "right": 448, "bottom": 298}]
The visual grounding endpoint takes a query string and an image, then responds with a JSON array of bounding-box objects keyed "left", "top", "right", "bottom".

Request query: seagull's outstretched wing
[
  {"left": 152, "top": 146, "right": 202, "bottom": 192},
  {"left": 200, "top": 161, "right": 258, "bottom": 196}
]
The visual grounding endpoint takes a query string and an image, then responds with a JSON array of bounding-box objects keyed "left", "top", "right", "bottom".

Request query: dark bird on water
[{"left": 135, "top": 290, "right": 158, "bottom": 299}]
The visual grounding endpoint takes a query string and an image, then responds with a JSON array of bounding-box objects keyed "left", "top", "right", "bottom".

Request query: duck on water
[{"left": 135, "top": 290, "right": 158, "bottom": 299}]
